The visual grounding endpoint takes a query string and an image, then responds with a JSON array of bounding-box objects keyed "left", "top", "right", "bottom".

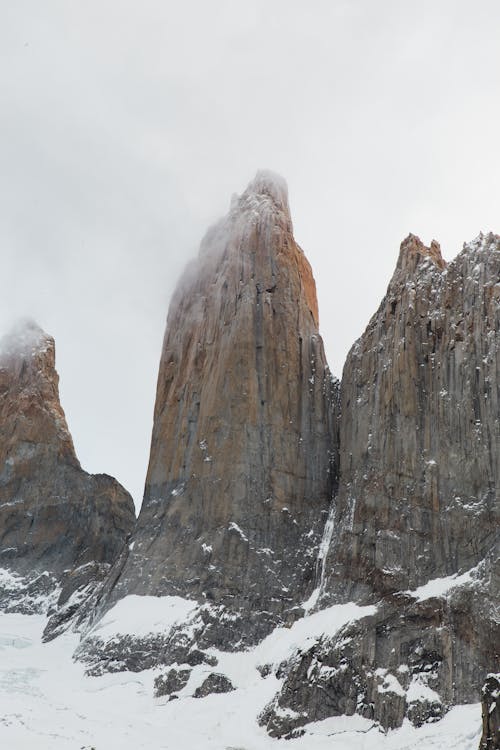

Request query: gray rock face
[
  {"left": 193, "top": 673, "right": 234, "bottom": 698},
  {"left": 480, "top": 673, "right": 500, "bottom": 750},
  {"left": 42, "top": 561, "right": 113, "bottom": 641},
  {"left": 75, "top": 597, "right": 220, "bottom": 676},
  {"left": 0, "top": 320, "right": 135, "bottom": 616},
  {"left": 324, "top": 233, "right": 499, "bottom": 603},
  {"left": 154, "top": 668, "right": 191, "bottom": 698},
  {"left": 262, "top": 558, "right": 496, "bottom": 736},
  {"left": 90, "top": 172, "right": 338, "bottom": 651},
  {"left": 262, "top": 233, "right": 500, "bottom": 735}
]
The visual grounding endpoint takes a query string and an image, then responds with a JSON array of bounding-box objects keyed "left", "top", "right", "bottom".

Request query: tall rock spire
[
  {"left": 323, "top": 232, "right": 499, "bottom": 603},
  {"left": 0, "top": 319, "right": 135, "bottom": 615},
  {"left": 262, "top": 232, "right": 500, "bottom": 737},
  {"left": 98, "top": 171, "right": 338, "bottom": 646}
]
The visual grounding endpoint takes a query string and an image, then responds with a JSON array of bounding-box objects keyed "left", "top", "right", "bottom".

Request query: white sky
[{"left": 1, "top": 1, "right": 499, "bottom": 507}]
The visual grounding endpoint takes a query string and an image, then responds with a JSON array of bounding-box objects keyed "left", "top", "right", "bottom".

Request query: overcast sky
[{"left": 1, "top": 1, "right": 499, "bottom": 507}]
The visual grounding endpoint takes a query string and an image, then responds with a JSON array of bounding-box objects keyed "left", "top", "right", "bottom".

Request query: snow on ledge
[
  {"left": 251, "top": 602, "right": 377, "bottom": 668},
  {"left": 407, "top": 675, "right": 442, "bottom": 704},
  {"left": 374, "top": 667, "right": 406, "bottom": 697},
  {"left": 405, "top": 565, "right": 479, "bottom": 602},
  {"left": 91, "top": 595, "right": 198, "bottom": 639}
]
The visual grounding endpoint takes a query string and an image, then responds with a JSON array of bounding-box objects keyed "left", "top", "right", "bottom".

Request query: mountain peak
[
  {"left": 0, "top": 318, "right": 53, "bottom": 365},
  {"left": 244, "top": 169, "right": 289, "bottom": 207},
  {"left": 397, "top": 233, "right": 446, "bottom": 272},
  {"left": 0, "top": 320, "right": 135, "bottom": 610},
  {"left": 462, "top": 231, "right": 500, "bottom": 254},
  {"left": 227, "top": 170, "right": 291, "bottom": 226},
  {"left": 89, "top": 171, "right": 336, "bottom": 652}
]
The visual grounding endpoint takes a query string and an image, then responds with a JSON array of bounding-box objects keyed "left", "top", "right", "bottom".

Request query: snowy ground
[{"left": 0, "top": 609, "right": 482, "bottom": 750}]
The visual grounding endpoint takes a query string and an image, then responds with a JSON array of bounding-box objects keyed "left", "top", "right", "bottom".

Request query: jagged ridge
[{"left": 262, "top": 232, "right": 500, "bottom": 736}]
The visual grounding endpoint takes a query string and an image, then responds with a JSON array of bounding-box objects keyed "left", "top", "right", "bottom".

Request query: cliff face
[
  {"left": 262, "top": 233, "right": 500, "bottom": 736},
  {"left": 479, "top": 674, "right": 500, "bottom": 750},
  {"left": 0, "top": 320, "right": 135, "bottom": 616},
  {"left": 323, "top": 232, "right": 499, "bottom": 602},
  {"left": 70, "top": 180, "right": 496, "bottom": 738},
  {"left": 95, "top": 172, "right": 337, "bottom": 646}
]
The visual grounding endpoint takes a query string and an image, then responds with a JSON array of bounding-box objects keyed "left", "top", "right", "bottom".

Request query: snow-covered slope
[{"left": 0, "top": 609, "right": 482, "bottom": 750}]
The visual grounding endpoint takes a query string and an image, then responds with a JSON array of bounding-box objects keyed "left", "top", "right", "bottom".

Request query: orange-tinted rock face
[
  {"left": 0, "top": 320, "right": 135, "bottom": 600},
  {"left": 104, "top": 172, "right": 338, "bottom": 644},
  {"left": 0, "top": 321, "right": 78, "bottom": 470}
]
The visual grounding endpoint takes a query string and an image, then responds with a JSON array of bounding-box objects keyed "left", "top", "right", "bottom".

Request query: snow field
[{"left": 0, "top": 600, "right": 482, "bottom": 750}]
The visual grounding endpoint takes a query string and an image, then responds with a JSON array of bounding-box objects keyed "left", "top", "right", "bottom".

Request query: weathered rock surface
[
  {"left": 87, "top": 171, "right": 337, "bottom": 655},
  {"left": 480, "top": 673, "right": 500, "bottom": 750},
  {"left": 193, "top": 673, "right": 235, "bottom": 698},
  {"left": 43, "top": 561, "right": 113, "bottom": 641},
  {"left": 324, "top": 232, "right": 499, "bottom": 603},
  {"left": 75, "top": 598, "right": 220, "bottom": 676},
  {"left": 262, "top": 555, "right": 497, "bottom": 736},
  {"left": 0, "top": 320, "right": 135, "bottom": 617},
  {"left": 262, "top": 233, "right": 500, "bottom": 735},
  {"left": 154, "top": 668, "right": 191, "bottom": 698},
  {"left": 65, "top": 179, "right": 496, "bottom": 737}
]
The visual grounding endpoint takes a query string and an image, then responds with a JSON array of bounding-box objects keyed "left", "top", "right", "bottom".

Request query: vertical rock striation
[
  {"left": 0, "top": 319, "right": 135, "bottom": 618},
  {"left": 262, "top": 233, "right": 500, "bottom": 735},
  {"left": 324, "top": 232, "right": 499, "bottom": 602},
  {"left": 95, "top": 171, "right": 338, "bottom": 648},
  {"left": 73, "top": 181, "right": 496, "bottom": 736},
  {"left": 480, "top": 673, "right": 500, "bottom": 750}
]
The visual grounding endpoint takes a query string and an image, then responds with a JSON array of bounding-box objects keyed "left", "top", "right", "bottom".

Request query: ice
[
  {"left": 0, "top": 633, "right": 32, "bottom": 650},
  {"left": 303, "top": 499, "right": 337, "bottom": 612}
]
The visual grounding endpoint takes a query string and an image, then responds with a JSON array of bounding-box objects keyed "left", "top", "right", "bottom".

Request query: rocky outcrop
[
  {"left": 262, "top": 554, "right": 497, "bottom": 736},
  {"left": 154, "top": 668, "right": 191, "bottom": 698},
  {"left": 480, "top": 674, "right": 500, "bottom": 750},
  {"left": 193, "top": 673, "right": 235, "bottom": 698},
  {"left": 262, "top": 233, "right": 500, "bottom": 734},
  {"left": 0, "top": 320, "right": 135, "bottom": 617},
  {"left": 86, "top": 171, "right": 337, "bottom": 654}
]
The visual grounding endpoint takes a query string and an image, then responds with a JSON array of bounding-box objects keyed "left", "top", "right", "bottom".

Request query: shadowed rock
[
  {"left": 154, "top": 668, "right": 191, "bottom": 698},
  {"left": 193, "top": 673, "right": 235, "bottom": 698},
  {"left": 0, "top": 319, "right": 135, "bottom": 618},
  {"left": 479, "top": 673, "right": 500, "bottom": 750}
]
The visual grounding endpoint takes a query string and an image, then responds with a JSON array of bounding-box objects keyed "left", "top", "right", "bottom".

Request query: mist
[{"left": 2, "top": 0, "right": 499, "bottom": 506}]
